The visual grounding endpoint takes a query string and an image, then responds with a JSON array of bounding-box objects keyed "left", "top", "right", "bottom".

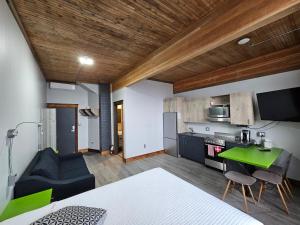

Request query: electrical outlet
[
  {"left": 144, "top": 144, "right": 146, "bottom": 148},
  {"left": 205, "top": 127, "right": 210, "bottom": 131},
  {"left": 8, "top": 174, "right": 17, "bottom": 186},
  {"left": 257, "top": 132, "right": 266, "bottom": 137}
]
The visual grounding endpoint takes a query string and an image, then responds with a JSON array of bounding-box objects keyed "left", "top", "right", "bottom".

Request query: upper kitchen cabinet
[
  {"left": 230, "top": 92, "right": 255, "bottom": 125},
  {"left": 183, "top": 97, "right": 210, "bottom": 123},
  {"left": 164, "top": 97, "right": 185, "bottom": 113},
  {"left": 164, "top": 97, "right": 187, "bottom": 133}
]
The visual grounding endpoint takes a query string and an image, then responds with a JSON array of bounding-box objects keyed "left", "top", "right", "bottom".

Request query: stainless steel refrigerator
[{"left": 163, "top": 112, "right": 178, "bottom": 157}]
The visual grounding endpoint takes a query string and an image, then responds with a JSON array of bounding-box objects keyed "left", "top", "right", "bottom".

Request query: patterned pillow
[{"left": 31, "top": 206, "right": 107, "bottom": 225}]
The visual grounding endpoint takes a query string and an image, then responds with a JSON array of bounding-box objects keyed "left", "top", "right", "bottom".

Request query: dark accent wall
[{"left": 99, "top": 83, "right": 112, "bottom": 151}]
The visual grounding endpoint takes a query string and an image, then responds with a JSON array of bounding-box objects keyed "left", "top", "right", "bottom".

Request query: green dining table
[
  {"left": 218, "top": 145, "right": 283, "bottom": 169},
  {"left": 0, "top": 189, "right": 52, "bottom": 222}
]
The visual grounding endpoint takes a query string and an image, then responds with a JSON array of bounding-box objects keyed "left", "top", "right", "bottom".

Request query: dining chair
[
  {"left": 222, "top": 171, "right": 256, "bottom": 213},
  {"left": 266, "top": 152, "right": 293, "bottom": 197},
  {"left": 252, "top": 169, "right": 289, "bottom": 214},
  {"left": 252, "top": 151, "right": 293, "bottom": 215}
]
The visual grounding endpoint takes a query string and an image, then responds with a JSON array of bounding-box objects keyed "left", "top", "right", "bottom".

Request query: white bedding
[{"left": 1, "top": 168, "right": 263, "bottom": 225}]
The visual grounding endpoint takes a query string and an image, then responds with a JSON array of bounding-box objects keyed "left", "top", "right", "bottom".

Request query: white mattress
[{"left": 1, "top": 168, "right": 263, "bottom": 225}]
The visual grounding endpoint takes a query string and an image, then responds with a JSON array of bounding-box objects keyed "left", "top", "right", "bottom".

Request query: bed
[{"left": 1, "top": 168, "right": 263, "bottom": 225}]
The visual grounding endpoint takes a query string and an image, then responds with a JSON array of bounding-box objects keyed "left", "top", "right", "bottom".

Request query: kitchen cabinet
[
  {"left": 163, "top": 98, "right": 171, "bottom": 112},
  {"left": 179, "top": 134, "right": 205, "bottom": 164},
  {"left": 230, "top": 92, "right": 254, "bottom": 125},
  {"left": 164, "top": 97, "right": 187, "bottom": 133},
  {"left": 183, "top": 97, "right": 210, "bottom": 123}
]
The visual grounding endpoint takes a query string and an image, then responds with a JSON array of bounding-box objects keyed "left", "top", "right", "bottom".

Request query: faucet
[{"left": 189, "top": 128, "right": 194, "bottom": 133}]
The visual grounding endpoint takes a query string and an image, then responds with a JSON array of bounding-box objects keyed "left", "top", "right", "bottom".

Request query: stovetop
[
  {"left": 204, "top": 136, "right": 226, "bottom": 146},
  {"left": 181, "top": 132, "right": 253, "bottom": 147}
]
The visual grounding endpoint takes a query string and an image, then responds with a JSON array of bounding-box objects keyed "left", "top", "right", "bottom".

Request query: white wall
[
  {"left": 46, "top": 83, "right": 100, "bottom": 150},
  {"left": 44, "top": 109, "right": 56, "bottom": 150},
  {"left": 112, "top": 80, "right": 173, "bottom": 159},
  {"left": 176, "top": 70, "right": 300, "bottom": 180},
  {"left": 47, "top": 84, "right": 89, "bottom": 149},
  {"left": 0, "top": 1, "right": 46, "bottom": 212}
]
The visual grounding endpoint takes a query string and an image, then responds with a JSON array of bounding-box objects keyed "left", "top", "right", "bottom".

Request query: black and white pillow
[{"left": 31, "top": 206, "right": 107, "bottom": 225}]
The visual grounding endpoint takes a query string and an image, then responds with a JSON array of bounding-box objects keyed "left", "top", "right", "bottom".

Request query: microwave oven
[{"left": 208, "top": 105, "right": 230, "bottom": 122}]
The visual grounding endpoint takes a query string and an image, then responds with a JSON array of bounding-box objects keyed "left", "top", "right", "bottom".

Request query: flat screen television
[{"left": 257, "top": 87, "right": 300, "bottom": 122}]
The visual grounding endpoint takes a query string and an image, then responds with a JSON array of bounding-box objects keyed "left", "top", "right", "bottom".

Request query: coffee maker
[{"left": 241, "top": 130, "right": 251, "bottom": 143}]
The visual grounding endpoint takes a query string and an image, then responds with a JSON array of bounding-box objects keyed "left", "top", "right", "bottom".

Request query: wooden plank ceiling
[
  {"left": 12, "top": 0, "right": 300, "bottom": 91},
  {"left": 12, "top": 0, "right": 228, "bottom": 83},
  {"left": 155, "top": 10, "right": 300, "bottom": 83}
]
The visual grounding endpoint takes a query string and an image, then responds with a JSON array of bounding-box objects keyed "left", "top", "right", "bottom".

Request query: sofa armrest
[
  {"left": 58, "top": 152, "right": 83, "bottom": 161},
  {"left": 14, "top": 174, "right": 95, "bottom": 201}
]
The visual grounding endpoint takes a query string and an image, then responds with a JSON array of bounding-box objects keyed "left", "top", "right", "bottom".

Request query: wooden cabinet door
[
  {"left": 183, "top": 99, "right": 191, "bottom": 122},
  {"left": 169, "top": 98, "right": 177, "bottom": 112},
  {"left": 163, "top": 99, "right": 170, "bottom": 112},
  {"left": 178, "top": 134, "right": 186, "bottom": 156},
  {"left": 230, "top": 92, "right": 254, "bottom": 125},
  {"left": 183, "top": 98, "right": 209, "bottom": 123},
  {"left": 195, "top": 97, "right": 210, "bottom": 122},
  {"left": 179, "top": 135, "right": 205, "bottom": 164},
  {"left": 175, "top": 97, "right": 187, "bottom": 133},
  {"left": 164, "top": 97, "right": 187, "bottom": 133},
  {"left": 164, "top": 97, "right": 179, "bottom": 113}
]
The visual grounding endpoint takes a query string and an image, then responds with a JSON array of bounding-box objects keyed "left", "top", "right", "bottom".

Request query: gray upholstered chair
[
  {"left": 252, "top": 151, "right": 292, "bottom": 215},
  {"left": 222, "top": 171, "right": 256, "bottom": 213},
  {"left": 267, "top": 152, "right": 293, "bottom": 196}
]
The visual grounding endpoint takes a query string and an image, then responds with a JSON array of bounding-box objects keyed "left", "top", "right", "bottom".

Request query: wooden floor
[{"left": 84, "top": 153, "right": 300, "bottom": 225}]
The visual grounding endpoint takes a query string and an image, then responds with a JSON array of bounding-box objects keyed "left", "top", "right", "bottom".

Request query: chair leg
[
  {"left": 284, "top": 179, "right": 293, "bottom": 198},
  {"left": 242, "top": 184, "right": 249, "bottom": 213},
  {"left": 276, "top": 184, "right": 289, "bottom": 214},
  {"left": 230, "top": 181, "right": 235, "bottom": 192},
  {"left": 286, "top": 178, "right": 294, "bottom": 192},
  {"left": 222, "top": 180, "right": 231, "bottom": 200},
  {"left": 247, "top": 185, "right": 256, "bottom": 205},
  {"left": 279, "top": 183, "right": 289, "bottom": 200},
  {"left": 258, "top": 181, "right": 264, "bottom": 204}
]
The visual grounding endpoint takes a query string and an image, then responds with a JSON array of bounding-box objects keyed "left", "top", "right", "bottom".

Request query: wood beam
[
  {"left": 112, "top": 0, "right": 300, "bottom": 90},
  {"left": 173, "top": 45, "right": 300, "bottom": 93}
]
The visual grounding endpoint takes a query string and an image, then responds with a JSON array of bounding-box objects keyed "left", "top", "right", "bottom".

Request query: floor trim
[
  {"left": 79, "top": 148, "right": 100, "bottom": 154},
  {"left": 124, "top": 150, "right": 165, "bottom": 163}
]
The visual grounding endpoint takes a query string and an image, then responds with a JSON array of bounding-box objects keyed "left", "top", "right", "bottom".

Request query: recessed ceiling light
[
  {"left": 237, "top": 37, "right": 250, "bottom": 45},
  {"left": 78, "top": 56, "right": 94, "bottom": 65}
]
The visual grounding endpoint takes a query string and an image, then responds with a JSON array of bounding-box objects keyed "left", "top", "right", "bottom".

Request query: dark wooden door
[{"left": 56, "top": 108, "right": 76, "bottom": 155}]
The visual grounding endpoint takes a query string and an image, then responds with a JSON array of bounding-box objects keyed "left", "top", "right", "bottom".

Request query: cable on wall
[{"left": 247, "top": 121, "right": 280, "bottom": 131}]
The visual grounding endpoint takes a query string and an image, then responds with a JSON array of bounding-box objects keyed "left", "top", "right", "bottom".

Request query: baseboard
[
  {"left": 88, "top": 149, "right": 100, "bottom": 153},
  {"left": 101, "top": 150, "right": 111, "bottom": 156},
  {"left": 124, "top": 150, "right": 165, "bottom": 163},
  {"left": 78, "top": 148, "right": 100, "bottom": 154},
  {"left": 78, "top": 148, "right": 89, "bottom": 153}
]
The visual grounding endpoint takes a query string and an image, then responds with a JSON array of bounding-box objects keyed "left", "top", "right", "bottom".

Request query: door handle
[{"left": 71, "top": 125, "right": 75, "bottom": 133}]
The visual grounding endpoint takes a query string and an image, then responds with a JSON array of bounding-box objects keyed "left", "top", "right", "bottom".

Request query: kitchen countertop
[{"left": 179, "top": 132, "right": 254, "bottom": 147}]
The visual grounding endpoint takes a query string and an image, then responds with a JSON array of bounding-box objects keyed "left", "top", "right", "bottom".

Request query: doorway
[
  {"left": 47, "top": 103, "right": 78, "bottom": 155},
  {"left": 113, "top": 100, "right": 124, "bottom": 158}
]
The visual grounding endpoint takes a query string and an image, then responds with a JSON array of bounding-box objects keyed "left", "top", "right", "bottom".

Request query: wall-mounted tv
[{"left": 257, "top": 87, "right": 300, "bottom": 122}]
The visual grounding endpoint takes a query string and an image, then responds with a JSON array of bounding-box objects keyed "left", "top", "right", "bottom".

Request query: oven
[{"left": 204, "top": 138, "right": 226, "bottom": 171}]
